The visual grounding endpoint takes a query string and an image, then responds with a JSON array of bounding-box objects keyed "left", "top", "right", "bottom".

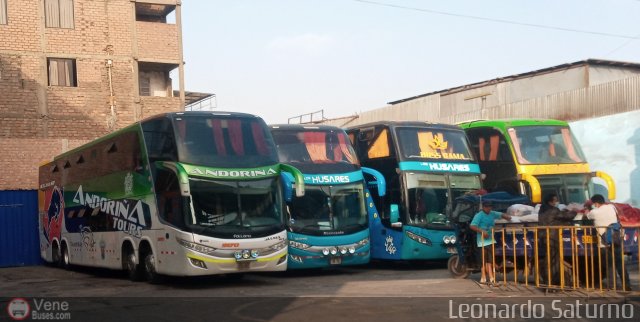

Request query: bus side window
[
  {"left": 468, "top": 129, "right": 511, "bottom": 162},
  {"left": 155, "top": 169, "right": 185, "bottom": 229},
  {"left": 142, "top": 118, "right": 178, "bottom": 163}
]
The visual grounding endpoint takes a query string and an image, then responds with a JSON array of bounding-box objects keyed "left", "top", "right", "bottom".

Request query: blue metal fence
[{"left": 0, "top": 190, "right": 42, "bottom": 267}]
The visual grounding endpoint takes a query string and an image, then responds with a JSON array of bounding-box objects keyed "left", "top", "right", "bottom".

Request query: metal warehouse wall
[
  {"left": 323, "top": 75, "right": 640, "bottom": 127},
  {"left": 0, "top": 190, "right": 42, "bottom": 267}
]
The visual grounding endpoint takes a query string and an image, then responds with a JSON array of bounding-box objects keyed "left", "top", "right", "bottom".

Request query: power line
[
  {"left": 604, "top": 33, "right": 640, "bottom": 57},
  {"left": 352, "top": 0, "right": 637, "bottom": 40}
]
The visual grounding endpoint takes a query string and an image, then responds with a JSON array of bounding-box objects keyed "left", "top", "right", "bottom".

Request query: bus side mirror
[
  {"left": 361, "top": 167, "right": 386, "bottom": 197},
  {"left": 280, "top": 172, "right": 294, "bottom": 202},
  {"left": 390, "top": 204, "right": 402, "bottom": 228},
  {"left": 280, "top": 164, "right": 305, "bottom": 197}
]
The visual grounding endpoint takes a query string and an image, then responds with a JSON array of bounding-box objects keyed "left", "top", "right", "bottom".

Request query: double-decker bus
[
  {"left": 270, "top": 125, "right": 384, "bottom": 269},
  {"left": 346, "top": 122, "right": 481, "bottom": 261},
  {"left": 38, "top": 112, "right": 304, "bottom": 282},
  {"left": 459, "top": 119, "right": 615, "bottom": 204}
]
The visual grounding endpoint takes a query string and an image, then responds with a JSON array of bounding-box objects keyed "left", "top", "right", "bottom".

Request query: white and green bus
[{"left": 38, "top": 112, "right": 304, "bottom": 282}]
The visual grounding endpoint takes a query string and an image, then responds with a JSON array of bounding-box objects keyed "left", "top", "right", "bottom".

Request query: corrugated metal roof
[{"left": 389, "top": 59, "right": 640, "bottom": 105}]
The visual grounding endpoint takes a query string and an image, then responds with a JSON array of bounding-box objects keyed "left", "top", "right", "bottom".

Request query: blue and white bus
[
  {"left": 347, "top": 122, "right": 481, "bottom": 262},
  {"left": 270, "top": 125, "right": 385, "bottom": 269}
]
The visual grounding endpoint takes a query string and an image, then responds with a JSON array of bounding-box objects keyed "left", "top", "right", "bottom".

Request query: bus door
[{"left": 353, "top": 126, "right": 403, "bottom": 260}]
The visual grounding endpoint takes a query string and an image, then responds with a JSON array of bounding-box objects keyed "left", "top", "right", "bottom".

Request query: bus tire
[
  {"left": 143, "top": 251, "right": 162, "bottom": 284},
  {"left": 60, "top": 243, "right": 71, "bottom": 270},
  {"left": 448, "top": 255, "right": 470, "bottom": 279},
  {"left": 124, "top": 247, "right": 143, "bottom": 282},
  {"left": 51, "top": 242, "right": 61, "bottom": 266}
]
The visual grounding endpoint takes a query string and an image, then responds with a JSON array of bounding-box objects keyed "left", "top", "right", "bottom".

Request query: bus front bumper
[{"left": 178, "top": 249, "right": 288, "bottom": 276}]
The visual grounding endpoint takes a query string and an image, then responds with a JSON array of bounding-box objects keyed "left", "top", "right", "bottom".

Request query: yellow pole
[
  {"left": 480, "top": 231, "right": 485, "bottom": 280},
  {"left": 492, "top": 228, "right": 496, "bottom": 285},
  {"left": 502, "top": 229, "right": 507, "bottom": 285},
  {"left": 513, "top": 230, "right": 518, "bottom": 285},
  {"left": 611, "top": 239, "right": 616, "bottom": 291},
  {"left": 546, "top": 228, "right": 551, "bottom": 288},
  {"left": 583, "top": 227, "right": 589, "bottom": 290},
  {"left": 524, "top": 228, "right": 528, "bottom": 287},
  {"left": 559, "top": 228, "right": 565, "bottom": 289},
  {"left": 589, "top": 228, "right": 595, "bottom": 292},
  {"left": 571, "top": 228, "right": 577, "bottom": 290},
  {"left": 534, "top": 228, "right": 539, "bottom": 287},
  {"left": 621, "top": 228, "right": 626, "bottom": 292},
  {"left": 597, "top": 233, "right": 603, "bottom": 293}
]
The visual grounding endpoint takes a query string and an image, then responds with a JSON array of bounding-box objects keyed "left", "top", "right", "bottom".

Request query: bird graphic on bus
[{"left": 42, "top": 186, "right": 64, "bottom": 244}]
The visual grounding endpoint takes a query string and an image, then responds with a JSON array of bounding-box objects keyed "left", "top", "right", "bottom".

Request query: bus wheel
[
  {"left": 61, "top": 243, "right": 71, "bottom": 270},
  {"left": 448, "top": 255, "right": 470, "bottom": 279},
  {"left": 143, "top": 251, "right": 162, "bottom": 284},
  {"left": 125, "top": 250, "right": 143, "bottom": 282},
  {"left": 51, "top": 242, "right": 61, "bottom": 266}
]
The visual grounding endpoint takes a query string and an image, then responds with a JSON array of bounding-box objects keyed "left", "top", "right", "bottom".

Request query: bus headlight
[
  {"left": 177, "top": 238, "right": 217, "bottom": 255},
  {"left": 242, "top": 249, "right": 251, "bottom": 259},
  {"left": 348, "top": 246, "right": 356, "bottom": 254},
  {"left": 356, "top": 237, "right": 369, "bottom": 247},
  {"left": 289, "top": 240, "right": 311, "bottom": 250},
  {"left": 270, "top": 240, "right": 287, "bottom": 251},
  {"left": 406, "top": 231, "right": 432, "bottom": 245},
  {"left": 251, "top": 250, "right": 259, "bottom": 258},
  {"left": 339, "top": 247, "right": 348, "bottom": 255},
  {"left": 443, "top": 235, "right": 456, "bottom": 245},
  {"left": 234, "top": 251, "right": 243, "bottom": 260},
  {"left": 322, "top": 248, "right": 330, "bottom": 256},
  {"left": 329, "top": 247, "right": 338, "bottom": 255}
]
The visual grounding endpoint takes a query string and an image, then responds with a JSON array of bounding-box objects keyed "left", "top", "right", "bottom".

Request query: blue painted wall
[{"left": 0, "top": 190, "right": 42, "bottom": 267}]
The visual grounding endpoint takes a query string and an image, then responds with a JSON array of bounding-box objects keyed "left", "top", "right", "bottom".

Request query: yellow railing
[{"left": 477, "top": 225, "right": 638, "bottom": 292}]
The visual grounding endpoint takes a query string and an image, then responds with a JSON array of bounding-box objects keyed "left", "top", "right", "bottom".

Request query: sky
[{"left": 180, "top": 0, "right": 640, "bottom": 124}]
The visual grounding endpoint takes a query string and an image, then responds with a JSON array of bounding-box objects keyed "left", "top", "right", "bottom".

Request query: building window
[
  {"left": 45, "top": 0, "right": 74, "bottom": 29},
  {"left": 139, "top": 76, "right": 151, "bottom": 96},
  {"left": 135, "top": 3, "right": 176, "bottom": 23},
  {"left": 0, "top": 0, "right": 7, "bottom": 25},
  {"left": 138, "top": 62, "right": 177, "bottom": 97},
  {"left": 47, "top": 58, "right": 77, "bottom": 87}
]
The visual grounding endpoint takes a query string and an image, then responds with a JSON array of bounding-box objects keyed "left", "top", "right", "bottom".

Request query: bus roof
[
  {"left": 346, "top": 121, "right": 463, "bottom": 131},
  {"left": 269, "top": 124, "right": 345, "bottom": 131},
  {"left": 458, "top": 118, "right": 569, "bottom": 130},
  {"left": 48, "top": 111, "right": 265, "bottom": 162}
]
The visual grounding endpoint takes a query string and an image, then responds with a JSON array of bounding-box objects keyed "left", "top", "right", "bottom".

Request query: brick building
[{"left": 0, "top": 0, "right": 186, "bottom": 190}]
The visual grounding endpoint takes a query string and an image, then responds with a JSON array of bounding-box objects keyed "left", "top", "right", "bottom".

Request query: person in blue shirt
[{"left": 470, "top": 200, "right": 511, "bottom": 284}]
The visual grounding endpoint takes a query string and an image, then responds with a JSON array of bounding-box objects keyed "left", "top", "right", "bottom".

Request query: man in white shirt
[{"left": 587, "top": 194, "right": 631, "bottom": 291}]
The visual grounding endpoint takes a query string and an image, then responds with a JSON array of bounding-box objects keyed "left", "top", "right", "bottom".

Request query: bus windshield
[
  {"left": 287, "top": 183, "right": 366, "bottom": 235},
  {"left": 406, "top": 173, "right": 481, "bottom": 226},
  {"left": 396, "top": 127, "right": 475, "bottom": 161},
  {"left": 188, "top": 177, "right": 283, "bottom": 238},
  {"left": 271, "top": 128, "right": 359, "bottom": 173},
  {"left": 174, "top": 115, "right": 279, "bottom": 168},
  {"left": 508, "top": 126, "right": 587, "bottom": 165}
]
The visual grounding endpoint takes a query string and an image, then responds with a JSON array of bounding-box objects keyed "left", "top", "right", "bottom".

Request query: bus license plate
[
  {"left": 582, "top": 235, "right": 594, "bottom": 244},
  {"left": 237, "top": 261, "right": 251, "bottom": 270},
  {"left": 329, "top": 257, "right": 342, "bottom": 265},
  {"left": 447, "top": 247, "right": 457, "bottom": 254}
]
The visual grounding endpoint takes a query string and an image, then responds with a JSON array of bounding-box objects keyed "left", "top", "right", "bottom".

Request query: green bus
[
  {"left": 38, "top": 112, "right": 304, "bottom": 282},
  {"left": 459, "top": 119, "right": 615, "bottom": 204}
]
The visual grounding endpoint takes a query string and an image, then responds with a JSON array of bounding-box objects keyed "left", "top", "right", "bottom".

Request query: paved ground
[{"left": 1, "top": 262, "right": 639, "bottom": 321}]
